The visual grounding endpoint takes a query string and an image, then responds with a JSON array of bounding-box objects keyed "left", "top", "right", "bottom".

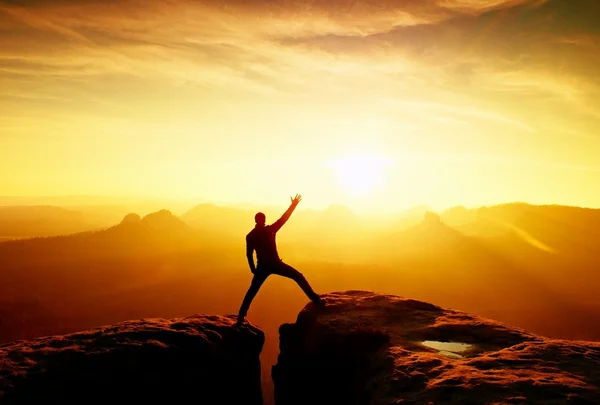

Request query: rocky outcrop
[
  {"left": 0, "top": 315, "right": 264, "bottom": 405},
  {"left": 273, "top": 291, "right": 600, "bottom": 405},
  {"left": 120, "top": 213, "right": 142, "bottom": 224}
]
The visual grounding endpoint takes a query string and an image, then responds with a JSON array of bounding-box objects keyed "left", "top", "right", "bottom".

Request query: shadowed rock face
[
  {"left": 0, "top": 315, "right": 264, "bottom": 405},
  {"left": 273, "top": 291, "right": 600, "bottom": 405}
]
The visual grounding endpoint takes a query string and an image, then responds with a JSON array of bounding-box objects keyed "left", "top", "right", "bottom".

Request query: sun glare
[{"left": 329, "top": 154, "right": 390, "bottom": 197}]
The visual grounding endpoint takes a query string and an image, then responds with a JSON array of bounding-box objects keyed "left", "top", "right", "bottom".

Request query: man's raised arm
[{"left": 271, "top": 194, "right": 302, "bottom": 232}]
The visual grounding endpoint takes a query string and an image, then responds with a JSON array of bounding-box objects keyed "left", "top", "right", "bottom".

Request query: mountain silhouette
[
  {"left": 0, "top": 209, "right": 199, "bottom": 267},
  {"left": 120, "top": 213, "right": 142, "bottom": 224},
  {"left": 181, "top": 203, "right": 253, "bottom": 233},
  {"left": 439, "top": 203, "right": 600, "bottom": 255},
  {"left": 387, "top": 204, "right": 434, "bottom": 230},
  {"left": 291, "top": 204, "right": 360, "bottom": 233},
  {"left": 319, "top": 204, "right": 358, "bottom": 227}
]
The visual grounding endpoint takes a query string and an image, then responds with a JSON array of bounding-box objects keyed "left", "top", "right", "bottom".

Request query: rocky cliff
[
  {"left": 0, "top": 315, "right": 264, "bottom": 405},
  {"left": 273, "top": 291, "right": 600, "bottom": 405}
]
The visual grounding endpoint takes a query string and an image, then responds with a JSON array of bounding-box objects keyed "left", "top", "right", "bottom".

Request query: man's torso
[{"left": 247, "top": 225, "right": 281, "bottom": 266}]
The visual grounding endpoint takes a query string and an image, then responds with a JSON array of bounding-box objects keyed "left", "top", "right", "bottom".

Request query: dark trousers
[{"left": 238, "top": 261, "right": 319, "bottom": 317}]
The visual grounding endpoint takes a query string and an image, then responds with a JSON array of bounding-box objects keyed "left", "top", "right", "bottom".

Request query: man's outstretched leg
[
  {"left": 237, "top": 272, "right": 268, "bottom": 325},
  {"left": 273, "top": 262, "right": 324, "bottom": 305}
]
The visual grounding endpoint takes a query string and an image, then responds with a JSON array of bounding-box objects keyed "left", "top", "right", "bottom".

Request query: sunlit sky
[{"left": 1, "top": 0, "right": 600, "bottom": 213}]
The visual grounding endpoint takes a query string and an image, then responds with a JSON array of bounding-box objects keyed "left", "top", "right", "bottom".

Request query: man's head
[{"left": 255, "top": 212, "right": 266, "bottom": 227}]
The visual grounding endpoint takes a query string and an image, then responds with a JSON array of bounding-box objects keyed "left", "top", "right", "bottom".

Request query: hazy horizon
[{"left": 3, "top": 194, "right": 600, "bottom": 215}]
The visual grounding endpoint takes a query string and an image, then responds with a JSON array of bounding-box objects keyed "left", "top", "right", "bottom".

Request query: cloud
[
  {"left": 1, "top": 0, "right": 600, "bottom": 134},
  {"left": 2, "top": 0, "right": 600, "bottom": 207}
]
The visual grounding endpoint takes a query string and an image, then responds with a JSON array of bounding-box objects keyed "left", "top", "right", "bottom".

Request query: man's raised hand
[{"left": 290, "top": 193, "right": 302, "bottom": 205}]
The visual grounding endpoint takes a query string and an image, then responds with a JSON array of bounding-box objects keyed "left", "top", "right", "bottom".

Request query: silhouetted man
[{"left": 237, "top": 194, "right": 324, "bottom": 324}]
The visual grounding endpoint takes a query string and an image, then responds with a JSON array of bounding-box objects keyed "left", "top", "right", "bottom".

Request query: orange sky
[{"left": 1, "top": 0, "right": 599, "bottom": 213}]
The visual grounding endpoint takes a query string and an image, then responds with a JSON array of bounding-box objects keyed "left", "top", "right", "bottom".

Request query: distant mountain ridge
[
  {"left": 181, "top": 203, "right": 254, "bottom": 235},
  {"left": 0, "top": 210, "right": 200, "bottom": 265},
  {"left": 0, "top": 206, "right": 91, "bottom": 238},
  {"left": 3, "top": 203, "right": 600, "bottom": 259}
]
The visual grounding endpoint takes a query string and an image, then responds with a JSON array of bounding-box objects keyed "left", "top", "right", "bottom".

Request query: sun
[{"left": 329, "top": 154, "right": 389, "bottom": 197}]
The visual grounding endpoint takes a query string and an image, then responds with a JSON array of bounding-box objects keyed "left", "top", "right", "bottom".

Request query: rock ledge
[
  {"left": 0, "top": 314, "right": 264, "bottom": 405},
  {"left": 273, "top": 290, "right": 600, "bottom": 405}
]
